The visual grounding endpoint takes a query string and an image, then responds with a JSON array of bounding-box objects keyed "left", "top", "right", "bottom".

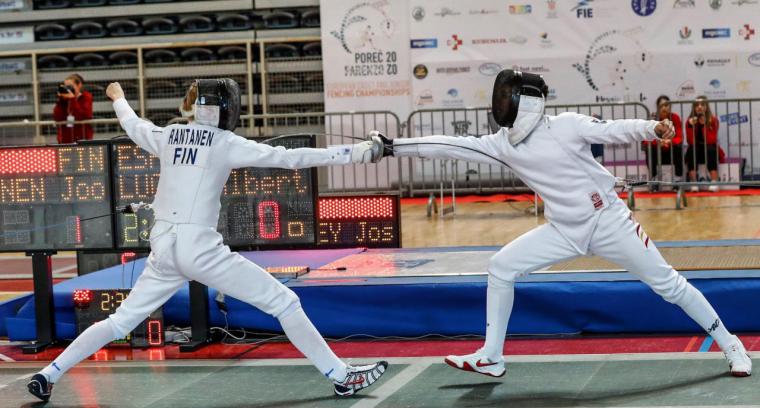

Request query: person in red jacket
[
  {"left": 52, "top": 73, "right": 93, "bottom": 143},
  {"left": 685, "top": 96, "right": 721, "bottom": 192},
  {"left": 642, "top": 95, "right": 683, "bottom": 191}
]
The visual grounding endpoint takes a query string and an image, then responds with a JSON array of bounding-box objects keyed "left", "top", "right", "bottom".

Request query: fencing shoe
[
  {"left": 724, "top": 336, "right": 752, "bottom": 377},
  {"left": 445, "top": 350, "right": 506, "bottom": 377},
  {"left": 28, "top": 373, "right": 53, "bottom": 402},
  {"left": 333, "top": 361, "right": 388, "bottom": 396}
]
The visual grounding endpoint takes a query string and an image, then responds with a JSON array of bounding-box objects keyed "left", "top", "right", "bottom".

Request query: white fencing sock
[
  {"left": 482, "top": 275, "right": 515, "bottom": 362},
  {"left": 279, "top": 306, "right": 347, "bottom": 382},
  {"left": 677, "top": 283, "right": 733, "bottom": 350},
  {"left": 39, "top": 319, "right": 116, "bottom": 383}
]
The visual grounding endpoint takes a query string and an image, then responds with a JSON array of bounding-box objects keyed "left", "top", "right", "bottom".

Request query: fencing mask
[
  {"left": 180, "top": 78, "right": 241, "bottom": 131},
  {"left": 491, "top": 69, "right": 548, "bottom": 145}
]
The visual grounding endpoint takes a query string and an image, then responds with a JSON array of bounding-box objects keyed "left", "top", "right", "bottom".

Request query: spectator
[
  {"left": 685, "top": 96, "right": 722, "bottom": 192},
  {"left": 642, "top": 95, "right": 683, "bottom": 191},
  {"left": 53, "top": 73, "right": 93, "bottom": 143}
]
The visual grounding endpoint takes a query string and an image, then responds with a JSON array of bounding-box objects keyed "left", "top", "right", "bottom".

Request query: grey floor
[{"left": 1, "top": 354, "right": 758, "bottom": 408}]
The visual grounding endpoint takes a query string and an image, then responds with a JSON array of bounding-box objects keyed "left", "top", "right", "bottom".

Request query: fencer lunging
[
  {"left": 28, "top": 79, "right": 387, "bottom": 402},
  {"left": 370, "top": 69, "right": 752, "bottom": 378}
]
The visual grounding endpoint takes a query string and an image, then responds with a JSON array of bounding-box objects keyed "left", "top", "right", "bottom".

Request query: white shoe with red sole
[{"left": 444, "top": 350, "right": 506, "bottom": 377}]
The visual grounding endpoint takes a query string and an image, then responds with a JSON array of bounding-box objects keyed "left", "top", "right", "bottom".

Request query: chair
[
  {"left": 109, "top": 51, "right": 138, "bottom": 66},
  {"left": 301, "top": 42, "right": 321, "bottom": 57},
  {"left": 179, "top": 15, "right": 215, "bottom": 33},
  {"left": 35, "top": 23, "right": 71, "bottom": 41},
  {"left": 71, "top": 21, "right": 107, "bottom": 39},
  {"left": 249, "top": 11, "right": 265, "bottom": 29},
  {"left": 180, "top": 48, "right": 217, "bottom": 62},
  {"left": 264, "top": 43, "right": 298, "bottom": 59},
  {"left": 218, "top": 46, "right": 247, "bottom": 61},
  {"left": 268, "top": 74, "right": 300, "bottom": 94},
  {"left": 302, "top": 73, "right": 323, "bottom": 93},
  {"left": 300, "top": 9, "right": 320, "bottom": 27},
  {"left": 37, "top": 55, "right": 72, "bottom": 69},
  {"left": 146, "top": 79, "right": 178, "bottom": 98},
  {"left": 142, "top": 17, "right": 178, "bottom": 35},
  {"left": 34, "top": 0, "right": 71, "bottom": 9},
  {"left": 263, "top": 10, "right": 298, "bottom": 29},
  {"left": 73, "top": 53, "right": 107, "bottom": 67},
  {"left": 107, "top": 19, "right": 143, "bottom": 37},
  {"left": 217, "top": 13, "right": 250, "bottom": 31},
  {"left": 144, "top": 48, "right": 178, "bottom": 64},
  {"left": 72, "top": 0, "right": 107, "bottom": 6}
]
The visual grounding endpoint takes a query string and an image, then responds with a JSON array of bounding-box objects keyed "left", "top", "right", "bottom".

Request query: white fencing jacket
[
  {"left": 394, "top": 112, "right": 660, "bottom": 253},
  {"left": 114, "top": 98, "right": 354, "bottom": 227}
]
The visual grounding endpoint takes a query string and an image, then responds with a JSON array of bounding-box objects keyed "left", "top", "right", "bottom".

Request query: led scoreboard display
[
  {"left": 317, "top": 195, "right": 400, "bottom": 248},
  {"left": 0, "top": 144, "right": 113, "bottom": 252},
  {"left": 74, "top": 289, "right": 164, "bottom": 347},
  {"left": 112, "top": 135, "right": 317, "bottom": 249}
]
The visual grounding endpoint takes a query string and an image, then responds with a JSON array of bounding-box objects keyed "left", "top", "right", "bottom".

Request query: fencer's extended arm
[
  {"left": 573, "top": 113, "right": 659, "bottom": 145},
  {"left": 393, "top": 134, "right": 508, "bottom": 167},
  {"left": 225, "top": 135, "right": 379, "bottom": 169},
  {"left": 113, "top": 98, "right": 163, "bottom": 156}
]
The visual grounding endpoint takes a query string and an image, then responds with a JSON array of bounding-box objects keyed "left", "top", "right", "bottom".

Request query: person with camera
[
  {"left": 642, "top": 95, "right": 683, "bottom": 191},
  {"left": 685, "top": 96, "right": 722, "bottom": 192},
  {"left": 52, "top": 73, "right": 93, "bottom": 144}
]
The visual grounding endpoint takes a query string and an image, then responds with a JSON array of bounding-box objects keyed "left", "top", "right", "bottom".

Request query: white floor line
[
  {"left": 0, "top": 353, "right": 15, "bottom": 362},
  {"left": 52, "top": 264, "right": 78, "bottom": 274},
  {"left": 0, "top": 272, "right": 77, "bottom": 280},
  {"left": 350, "top": 360, "right": 433, "bottom": 408}
]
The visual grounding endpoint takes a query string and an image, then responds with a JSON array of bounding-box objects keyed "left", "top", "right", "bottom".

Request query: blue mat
[
  {"left": 3, "top": 245, "right": 760, "bottom": 340},
  {"left": 2, "top": 248, "right": 364, "bottom": 340}
]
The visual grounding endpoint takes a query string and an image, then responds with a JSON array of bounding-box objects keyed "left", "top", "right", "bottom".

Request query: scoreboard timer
[
  {"left": 112, "top": 135, "right": 317, "bottom": 249},
  {"left": 0, "top": 144, "right": 113, "bottom": 252},
  {"left": 74, "top": 289, "right": 164, "bottom": 347}
]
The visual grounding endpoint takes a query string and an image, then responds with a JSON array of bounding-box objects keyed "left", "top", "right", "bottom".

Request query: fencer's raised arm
[
  {"left": 225, "top": 136, "right": 382, "bottom": 169},
  {"left": 390, "top": 133, "right": 508, "bottom": 167},
  {"left": 571, "top": 113, "right": 671, "bottom": 145},
  {"left": 108, "top": 83, "right": 163, "bottom": 156}
]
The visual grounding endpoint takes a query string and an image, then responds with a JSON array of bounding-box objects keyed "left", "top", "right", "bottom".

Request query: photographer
[
  {"left": 642, "top": 95, "right": 683, "bottom": 191},
  {"left": 52, "top": 73, "right": 93, "bottom": 143},
  {"left": 685, "top": 96, "right": 722, "bottom": 192}
]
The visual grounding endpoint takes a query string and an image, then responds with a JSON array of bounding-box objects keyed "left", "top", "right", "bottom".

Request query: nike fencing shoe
[
  {"left": 28, "top": 373, "right": 53, "bottom": 402},
  {"left": 444, "top": 350, "right": 506, "bottom": 377},
  {"left": 333, "top": 361, "right": 388, "bottom": 397},
  {"left": 724, "top": 336, "right": 752, "bottom": 377}
]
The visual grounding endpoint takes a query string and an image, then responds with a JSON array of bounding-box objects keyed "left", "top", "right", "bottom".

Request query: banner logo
[
  {"left": 330, "top": 2, "right": 395, "bottom": 53},
  {"left": 479, "top": 63, "right": 502, "bottom": 76},
  {"left": 740, "top": 24, "right": 755, "bottom": 39},
  {"left": 411, "top": 6, "right": 425, "bottom": 21},
  {"left": 572, "top": 0, "right": 594, "bottom": 18},
  {"left": 702, "top": 28, "right": 730, "bottom": 38},
  {"left": 413, "top": 64, "right": 428, "bottom": 79},
  {"left": 410, "top": 39, "right": 437, "bottom": 49},
  {"left": 509, "top": 4, "right": 532, "bottom": 14},
  {"left": 709, "top": 0, "right": 722, "bottom": 9},
  {"left": 447, "top": 34, "right": 463, "bottom": 50},
  {"left": 631, "top": 0, "right": 657, "bottom": 16},
  {"left": 749, "top": 53, "right": 760, "bottom": 66}
]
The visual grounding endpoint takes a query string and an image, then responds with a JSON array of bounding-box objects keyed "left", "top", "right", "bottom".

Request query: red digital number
[
  {"left": 147, "top": 320, "right": 163, "bottom": 346},
  {"left": 258, "top": 200, "right": 281, "bottom": 239}
]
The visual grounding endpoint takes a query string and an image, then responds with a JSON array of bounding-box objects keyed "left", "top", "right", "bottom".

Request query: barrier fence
[{"left": 1, "top": 99, "right": 759, "bottom": 197}]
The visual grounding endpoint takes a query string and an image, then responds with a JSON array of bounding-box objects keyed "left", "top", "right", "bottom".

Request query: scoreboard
[
  {"left": 0, "top": 136, "right": 401, "bottom": 253},
  {"left": 74, "top": 289, "right": 164, "bottom": 347},
  {"left": 0, "top": 144, "right": 113, "bottom": 252},
  {"left": 112, "top": 135, "right": 317, "bottom": 249}
]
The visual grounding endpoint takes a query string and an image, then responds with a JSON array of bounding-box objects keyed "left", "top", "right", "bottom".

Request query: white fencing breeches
[{"left": 482, "top": 200, "right": 732, "bottom": 360}]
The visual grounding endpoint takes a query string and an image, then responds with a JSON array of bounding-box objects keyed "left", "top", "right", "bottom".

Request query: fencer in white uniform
[
  {"left": 372, "top": 69, "right": 752, "bottom": 378},
  {"left": 28, "top": 79, "right": 387, "bottom": 402}
]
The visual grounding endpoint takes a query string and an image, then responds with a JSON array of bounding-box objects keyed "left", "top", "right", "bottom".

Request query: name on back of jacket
[{"left": 167, "top": 128, "right": 215, "bottom": 165}]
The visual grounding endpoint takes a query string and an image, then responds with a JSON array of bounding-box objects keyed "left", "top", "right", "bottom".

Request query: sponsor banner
[
  {"left": 0, "top": 91, "right": 27, "bottom": 104},
  {"left": 321, "top": 0, "right": 412, "bottom": 117},
  {"left": 0, "top": 26, "right": 33, "bottom": 44},
  {"left": 0, "top": 60, "right": 26, "bottom": 73}
]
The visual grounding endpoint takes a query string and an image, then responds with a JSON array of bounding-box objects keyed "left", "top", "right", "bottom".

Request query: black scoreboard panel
[
  {"left": 112, "top": 135, "right": 317, "bottom": 249},
  {"left": 74, "top": 289, "right": 164, "bottom": 347},
  {"left": 0, "top": 144, "right": 113, "bottom": 252}
]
